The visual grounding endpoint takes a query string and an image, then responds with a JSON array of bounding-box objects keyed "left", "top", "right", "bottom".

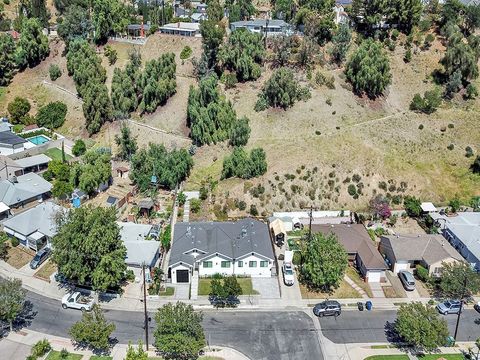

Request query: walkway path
[
  {"left": 369, "top": 282, "right": 385, "bottom": 298},
  {"left": 344, "top": 275, "right": 369, "bottom": 299}
]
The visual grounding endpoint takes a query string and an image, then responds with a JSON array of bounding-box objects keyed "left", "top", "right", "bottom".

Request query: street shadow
[
  {"left": 12, "top": 300, "right": 37, "bottom": 331},
  {"left": 71, "top": 337, "right": 118, "bottom": 356},
  {"left": 384, "top": 321, "right": 401, "bottom": 343}
]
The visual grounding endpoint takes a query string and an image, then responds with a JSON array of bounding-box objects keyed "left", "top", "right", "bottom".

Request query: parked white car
[
  {"left": 282, "top": 251, "right": 295, "bottom": 286},
  {"left": 61, "top": 292, "right": 94, "bottom": 312}
]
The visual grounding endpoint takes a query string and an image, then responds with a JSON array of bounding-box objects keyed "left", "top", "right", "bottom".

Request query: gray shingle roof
[
  {"left": 381, "top": 234, "right": 463, "bottom": 265},
  {"left": 3, "top": 201, "right": 66, "bottom": 237},
  {"left": 0, "top": 131, "right": 27, "bottom": 146},
  {"left": 169, "top": 219, "right": 274, "bottom": 268},
  {"left": 0, "top": 173, "right": 52, "bottom": 206},
  {"left": 117, "top": 222, "right": 158, "bottom": 267},
  {"left": 14, "top": 154, "right": 51, "bottom": 169}
]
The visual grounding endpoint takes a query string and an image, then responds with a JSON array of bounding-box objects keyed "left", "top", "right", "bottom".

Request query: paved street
[
  {"left": 22, "top": 291, "right": 323, "bottom": 360},
  {"left": 319, "top": 309, "right": 480, "bottom": 343}
]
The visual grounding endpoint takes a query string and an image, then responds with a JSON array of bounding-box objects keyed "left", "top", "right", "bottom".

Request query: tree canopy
[
  {"left": 52, "top": 206, "right": 127, "bottom": 291},
  {"left": 0, "top": 278, "right": 26, "bottom": 331},
  {"left": 0, "top": 34, "right": 17, "bottom": 86},
  {"left": 70, "top": 304, "right": 116, "bottom": 351},
  {"left": 345, "top": 38, "right": 391, "bottom": 98},
  {"left": 256, "top": 67, "right": 311, "bottom": 110},
  {"left": 7, "top": 97, "right": 31, "bottom": 124},
  {"left": 57, "top": 5, "right": 93, "bottom": 44},
  {"left": 130, "top": 143, "right": 193, "bottom": 192},
  {"left": 221, "top": 147, "right": 267, "bottom": 179},
  {"left": 331, "top": 24, "right": 352, "bottom": 64},
  {"left": 153, "top": 302, "right": 205, "bottom": 360},
  {"left": 92, "top": 0, "right": 129, "bottom": 44},
  {"left": 15, "top": 18, "right": 49, "bottom": 69},
  {"left": 187, "top": 74, "right": 238, "bottom": 146},
  {"left": 70, "top": 150, "right": 112, "bottom": 195},
  {"left": 439, "top": 261, "right": 480, "bottom": 300},
  {"left": 403, "top": 195, "right": 422, "bottom": 217},
  {"left": 229, "top": 116, "right": 251, "bottom": 147},
  {"left": 395, "top": 302, "right": 449, "bottom": 351},
  {"left": 35, "top": 101, "right": 67, "bottom": 129},
  {"left": 218, "top": 28, "right": 265, "bottom": 82},
  {"left": 114, "top": 123, "right": 137, "bottom": 160},
  {"left": 299, "top": 232, "right": 348, "bottom": 291}
]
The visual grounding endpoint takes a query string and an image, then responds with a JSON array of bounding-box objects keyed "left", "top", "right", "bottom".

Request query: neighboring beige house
[{"left": 379, "top": 234, "right": 463, "bottom": 276}]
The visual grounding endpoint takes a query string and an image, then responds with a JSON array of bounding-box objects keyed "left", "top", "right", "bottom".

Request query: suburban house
[
  {"left": 3, "top": 201, "right": 67, "bottom": 251},
  {"left": 272, "top": 210, "right": 352, "bottom": 231},
  {"left": 334, "top": 0, "right": 351, "bottom": 24},
  {"left": 230, "top": 19, "right": 290, "bottom": 36},
  {"left": 379, "top": 234, "right": 463, "bottom": 276},
  {"left": 420, "top": 202, "right": 438, "bottom": 214},
  {"left": 430, "top": 212, "right": 480, "bottom": 271},
  {"left": 0, "top": 154, "right": 51, "bottom": 181},
  {"left": 159, "top": 22, "right": 201, "bottom": 36},
  {"left": 117, "top": 222, "right": 160, "bottom": 270},
  {"left": 169, "top": 219, "right": 275, "bottom": 283},
  {"left": 312, "top": 224, "right": 387, "bottom": 283},
  {"left": 0, "top": 131, "right": 35, "bottom": 155},
  {"left": 0, "top": 173, "right": 52, "bottom": 210}
]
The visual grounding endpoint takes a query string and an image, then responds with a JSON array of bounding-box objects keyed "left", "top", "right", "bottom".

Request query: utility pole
[
  {"left": 453, "top": 275, "right": 468, "bottom": 341},
  {"left": 308, "top": 205, "right": 313, "bottom": 241},
  {"left": 142, "top": 263, "right": 149, "bottom": 350}
]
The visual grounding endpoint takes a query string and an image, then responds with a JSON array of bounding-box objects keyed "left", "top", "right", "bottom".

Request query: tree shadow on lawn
[{"left": 71, "top": 338, "right": 118, "bottom": 356}]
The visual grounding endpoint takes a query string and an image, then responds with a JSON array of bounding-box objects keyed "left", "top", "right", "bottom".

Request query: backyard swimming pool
[{"left": 28, "top": 135, "right": 50, "bottom": 145}]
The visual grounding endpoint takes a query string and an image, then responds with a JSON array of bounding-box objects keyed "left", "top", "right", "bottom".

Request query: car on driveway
[
  {"left": 437, "top": 300, "right": 462, "bottom": 315},
  {"left": 30, "top": 247, "right": 50, "bottom": 269},
  {"left": 398, "top": 270, "right": 416, "bottom": 291},
  {"left": 313, "top": 300, "right": 341, "bottom": 317},
  {"left": 282, "top": 262, "right": 295, "bottom": 286},
  {"left": 474, "top": 301, "right": 480, "bottom": 313}
]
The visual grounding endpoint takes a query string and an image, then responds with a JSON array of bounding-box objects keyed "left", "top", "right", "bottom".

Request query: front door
[{"left": 176, "top": 270, "right": 189, "bottom": 283}]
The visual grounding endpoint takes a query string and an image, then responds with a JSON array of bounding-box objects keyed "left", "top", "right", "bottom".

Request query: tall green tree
[
  {"left": 0, "top": 34, "right": 17, "bottom": 86},
  {"left": 349, "top": 0, "right": 388, "bottom": 35},
  {"left": 70, "top": 304, "right": 115, "bottom": 351},
  {"left": 330, "top": 24, "right": 352, "bottom": 64},
  {"left": 229, "top": 116, "right": 250, "bottom": 147},
  {"left": 387, "top": 0, "right": 423, "bottom": 33},
  {"left": 0, "top": 278, "right": 26, "bottom": 331},
  {"left": 395, "top": 302, "right": 449, "bottom": 351},
  {"left": 35, "top": 101, "right": 67, "bottom": 129},
  {"left": 70, "top": 150, "right": 112, "bottom": 195},
  {"left": 439, "top": 262, "right": 480, "bottom": 300},
  {"left": 52, "top": 206, "right": 127, "bottom": 291},
  {"left": 200, "top": 19, "right": 225, "bottom": 69},
  {"left": 187, "top": 74, "right": 237, "bottom": 145},
  {"left": 114, "top": 123, "right": 137, "bottom": 160},
  {"left": 299, "top": 232, "right": 348, "bottom": 291},
  {"left": 7, "top": 97, "right": 30, "bottom": 124},
  {"left": 57, "top": 5, "right": 93, "bottom": 44},
  {"left": 153, "top": 302, "right": 205, "bottom": 360},
  {"left": 15, "top": 18, "right": 49, "bottom": 69},
  {"left": 19, "top": 0, "right": 49, "bottom": 27},
  {"left": 440, "top": 33, "right": 479, "bottom": 84},
  {"left": 130, "top": 143, "right": 193, "bottom": 191},
  {"left": 221, "top": 147, "right": 267, "bottom": 179},
  {"left": 403, "top": 195, "right": 422, "bottom": 217},
  {"left": 218, "top": 28, "right": 265, "bottom": 82},
  {"left": 223, "top": 275, "right": 242, "bottom": 297},
  {"left": 226, "top": 0, "right": 255, "bottom": 22},
  {"left": 0, "top": 232, "right": 9, "bottom": 261},
  {"left": 83, "top": 81, "right": 113, "bottom": 135},
  {"left": 92, "top": 0, "right": 129, "bottom": 44},
  {"left": 345, "top": 38, "right": 391, "bottom": 98}
]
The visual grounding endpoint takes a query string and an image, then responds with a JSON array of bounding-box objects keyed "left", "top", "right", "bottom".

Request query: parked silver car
[
  {"left": 437, "top": 300, "right": 462, "bottom": 315},
  {"left": 398, "top": 270, "right": 416, "bottom": 291}
]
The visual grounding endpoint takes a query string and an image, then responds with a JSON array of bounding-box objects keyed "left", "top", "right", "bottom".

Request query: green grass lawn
[
  {"left": 45, "top": 350, "right": 83, "bottom": 360},
  {"left": 364, "top": 356, "right": 409, "bottom": 360},
  {"left": 198, "top": 277, "right": 259, "bottom": 296},
  {"left": 44, "top": 147, "right": 73, "bottom": 161},
  {"left": 418, "top": 355, "right": 463, "bottom": 360},
  {"left": 89, "top": 356, "right": 113, "bottom": 360},
  {"left": 158, "top": 286, "right": 175, "bottom": 296}
]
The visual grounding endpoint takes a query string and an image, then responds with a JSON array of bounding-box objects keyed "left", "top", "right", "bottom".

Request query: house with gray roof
[
  {"left": 117, "top": 222, "right": 160, "bottom": 269},
  {"left": 169, "top": 219, "right": 275, "bottom": 283},
  {"left": 0, "top": 172, "right": 52, "bottom": 209},
  {"left": 0, "top": 154, "right": 52, "bottom": 181},
  {"left": 430, "top": 212, "right": 480, "bottom": 271},
  {"left": 3, "top": 201, "right": 66, "bottom": 251},
  {"left": 230, "top": 19, "right": 291, "bottom": 36},
  {"left": 379, "top": 234, "right": 463, "bottom": 276}
]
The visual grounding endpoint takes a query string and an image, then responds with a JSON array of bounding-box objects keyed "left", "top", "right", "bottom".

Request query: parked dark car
[
  {"left": 474, "top": 301, "right": 480, "bottom": 313},
  {"left": 313, "top": 300, "right": 341, "bottom": 317},
  {"left": 209, "top": 295, "right": 240, "bottom": 308},
  {"left": 30, "top": 247, "right": 50, "bottom": 269}
]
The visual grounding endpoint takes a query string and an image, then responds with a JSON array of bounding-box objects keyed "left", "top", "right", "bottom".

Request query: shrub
[
  {"left": 49, "top": 64, "right": 62, "bottom": 81},
  {"left": 447, "top": 143, "right": 454, "bottom": 150},
  {"left": 190, "top": 198, "right": 201, "bottom": 213},
  {"left": 36, "top": 101, "right": 67, "bottom": 129},
  {"left": 8, "top": 97, "right": 31, "bottom": 124},
  {"left": 391, "top": 29, "right": 400, "bottom": 41},
  {"left": 404, "top": 47, "right": 412, "bottom": 63},
  {"left": 347, "top": 184, "right": 357, "bottom": 197},
  {"left": 31, "top": 339, "right": 51, "bottom": 358},
  {"left": 236, "top": 200, "right": 246, "bottom": 211},
  {"left": 104, "top": 45, "right": 117, "bottom": 65},
  {"left": 419, "top": 19, "right": 431, "bottom": 32},
  {"left": 415, "top": 265, "right": 429, "bottom": 282},
  {"left": 465, "top": 146, "right": 474, "bottom": 158},
  {"left": 409, "top": 88, "right": 442, "bottom": 114},
  {"left": 418, "top": 124, "right": 424, "bottom": 130},
  {"left": 125, "top": 269, "right": 135, "bottom": 282},
  {"left": 249, "top": 204, "right": 258, "bottom": 216},
  {"left": 466, "top": 83, "right": 478, "bottom": 99},
  {"left": 221, "top": 72, "right": 238, "bottom": 89},
  {"left": 10, "top": 237, "right": 19, "bottom": 247},
  {"left": 472, "top": 155, "right": 480, "bottom": 174},
  {"left": 180, "top": 46, "right": 193, "bottom": 60},
  {"left": 72, "top": 139, "right": 86, "bottom": 156},
  {"left": 292, "top": 251, "right": 301, "bottom": 265},
  {"left": 352, "top": 174, "right": 361, "bottom": 182}
]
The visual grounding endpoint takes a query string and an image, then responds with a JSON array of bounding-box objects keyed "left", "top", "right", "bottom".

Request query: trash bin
[
  {"left": 357, "top": 302, "right": 364, "bottom": 311},
  {"left": 365, "top": 301, "right": 372, "bottom": 311},
  {"left": 445, "top": 336, "right": 455, "bottom": 347}
]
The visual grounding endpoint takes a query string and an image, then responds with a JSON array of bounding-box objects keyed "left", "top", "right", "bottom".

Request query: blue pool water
[{"left": 28, "top": 135, "right": 50, "bottom": 145}]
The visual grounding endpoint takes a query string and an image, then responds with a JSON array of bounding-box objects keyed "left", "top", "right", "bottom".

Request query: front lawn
[
  {"left": 364, "top": 356, "right": 409, "bottom": 360},
  {"left": 158, "top": 287, "right": 175, "bottom": 296},
  {"left": 34, "top": 260, "right": 57, "bottom": 281},
  {"left": 45, "top": 350, "right": 83, "bottom": 360},
  {"left": 300, "top": 280, "right": 360, "bottom": 299},
  {"left": 44, "top": 147, "right": 73, "bottom": 161},
  {"left": 346, "top": 266, "right": 373, "bottom": 297},
  {"left": 198, "top": 278, "right": 259, "bottom": 296},
  {"left": 6, "top": 245, "right": 33, "bottom": 269},
  {"left": 418, "top": 355, "right": 463, "bottom": 360},
  {"left": 90, "top": 356, "right": 113, "bottom": 360}
]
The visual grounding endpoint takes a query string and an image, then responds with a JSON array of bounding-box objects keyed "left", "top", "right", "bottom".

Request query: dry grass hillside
[{"left": 1, "top": 30, "right": 479, "bottom": 217}]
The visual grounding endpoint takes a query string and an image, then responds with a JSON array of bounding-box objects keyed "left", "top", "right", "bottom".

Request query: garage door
[
  {"left": 368, "top": 271, "right": 382, "bottom": 283},
  {"left": 394, "top": 262, "right": 410, "bottom": 274},
  {"left": 176, "top": 270, "right": 189, "bottom": 283}
]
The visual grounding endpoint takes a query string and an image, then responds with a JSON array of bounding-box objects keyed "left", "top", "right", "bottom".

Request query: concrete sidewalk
[{"left": 5, "top": 328, "right": 250, "bottom": 360}]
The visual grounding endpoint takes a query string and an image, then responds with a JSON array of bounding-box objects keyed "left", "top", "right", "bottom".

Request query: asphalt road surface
[
  {"left": 21, "top": 291, "right": 324, "bottom": 360},
  {"left": 319, "top": 309, "right": 480, "bottom": 343}
]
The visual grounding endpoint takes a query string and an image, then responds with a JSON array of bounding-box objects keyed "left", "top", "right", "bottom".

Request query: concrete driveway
[
  {"left": 251, "top": 277, "right": 280, "bottom": 299},
  {"left": 0, "top": 338, "right": 31, "bottom": 360}
]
